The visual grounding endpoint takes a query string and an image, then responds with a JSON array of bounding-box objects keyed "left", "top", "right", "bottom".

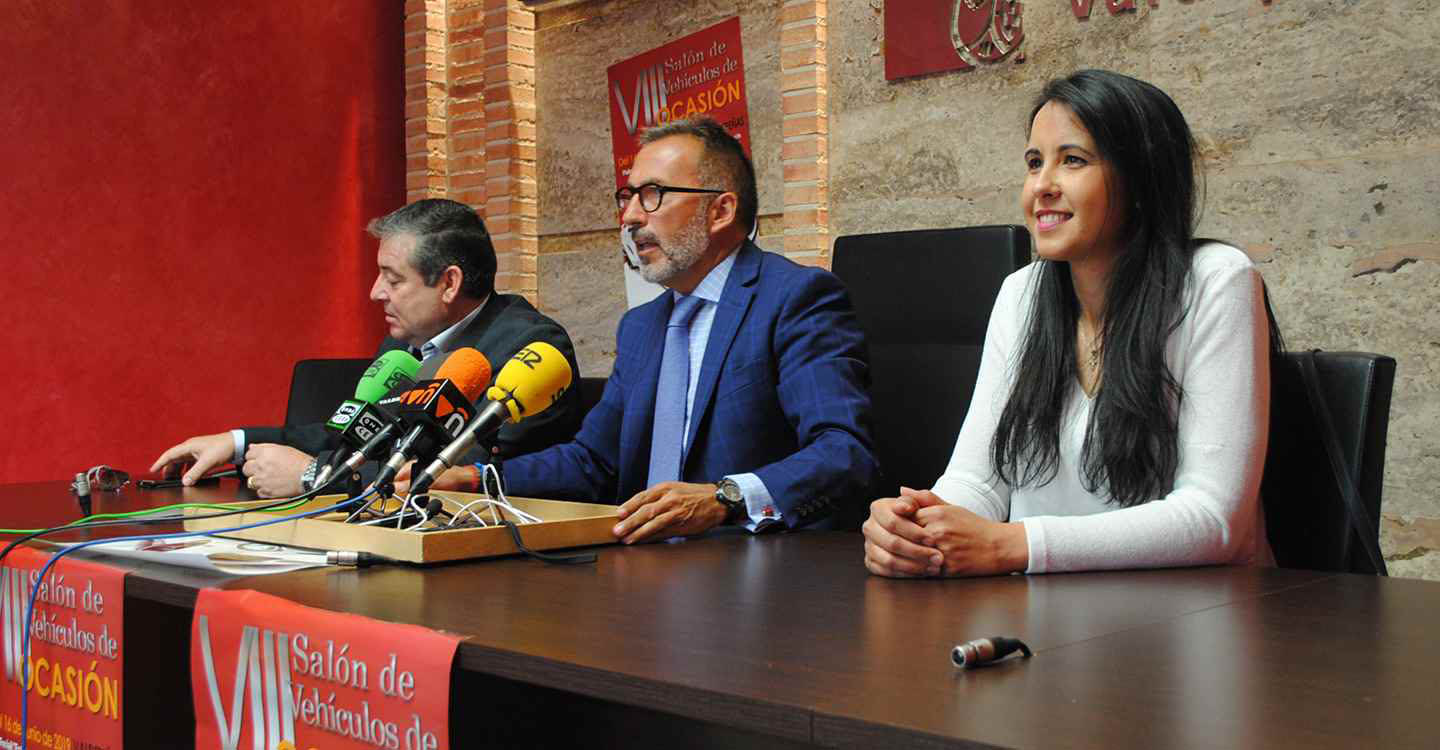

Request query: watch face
[{"left": 718, "top": 480, "right": 743, "bottom": 505}]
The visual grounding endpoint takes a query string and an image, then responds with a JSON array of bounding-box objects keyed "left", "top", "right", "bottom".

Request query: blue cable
[{"left": 14, "top": 490, "right": 373, "bottom": 749}]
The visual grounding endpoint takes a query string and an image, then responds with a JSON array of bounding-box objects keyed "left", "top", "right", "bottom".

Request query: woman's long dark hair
[{"left": 990, "top": 70, "right": 1200, "bottom": 507}]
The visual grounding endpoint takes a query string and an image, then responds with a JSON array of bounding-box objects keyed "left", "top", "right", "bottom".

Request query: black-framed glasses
[{"left": 614, "top": 183, "right": 725, "bottom": 213}]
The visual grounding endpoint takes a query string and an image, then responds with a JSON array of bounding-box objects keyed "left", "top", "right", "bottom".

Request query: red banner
[
  {"left": 884, "top": 1, "right": 1024, "bottom": 81},
  {"left": 606, "top": 16, "right": 751, "bottom": 189},
  {"left": 0, "top": 547, "right": 126, "bottom": 750},
  {"left": 192, "top": 589, "right": 460, "bottom": 750}
]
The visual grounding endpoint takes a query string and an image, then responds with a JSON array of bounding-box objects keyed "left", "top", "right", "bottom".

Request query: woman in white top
[{"left": 863, "top": 70, "right": 1275, "bottom": 577}]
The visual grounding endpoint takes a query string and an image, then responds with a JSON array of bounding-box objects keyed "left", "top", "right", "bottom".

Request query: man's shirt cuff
[
  {"left": 727, "top": 473, "right": 782, "bottom": 532},
  {"left": 230, "top": 429, "right": 246, "bottom": 464}
]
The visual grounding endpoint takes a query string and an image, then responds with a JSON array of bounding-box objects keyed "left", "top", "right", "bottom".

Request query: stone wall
[{"left": 529, "top": 0, "right": 1440, "bottom": 578}]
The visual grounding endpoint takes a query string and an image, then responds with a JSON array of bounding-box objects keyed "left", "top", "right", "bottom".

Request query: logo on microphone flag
[
  {"left": 386, "top": 380, "right": 476, "bottom": 438},
  {"left": 330, "top": 401, "right": 362, "bottom": 426}
]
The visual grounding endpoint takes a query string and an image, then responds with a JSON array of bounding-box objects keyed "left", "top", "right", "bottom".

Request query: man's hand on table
[
  {"left": 241, "top": 444, "right": 313, "bottom": 498},
  {"left": 614, "top": 481, "right": 727, "bottom": 544},
  {"left": 149, "top": 432, "right": 234, "bottom": 486}
]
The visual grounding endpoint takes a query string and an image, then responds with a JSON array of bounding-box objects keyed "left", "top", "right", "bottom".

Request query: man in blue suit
[{"left": 429, "top": 117, "right": 879, "bottom": 543}]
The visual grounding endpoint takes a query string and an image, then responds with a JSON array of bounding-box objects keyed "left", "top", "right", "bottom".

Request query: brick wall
[
  {"left": 404, "top": 0, "right": 539, "bottom": 302},
  {"left": 404, "top": 1, "right": 448, "bottom": 202},
  {"left": 779, "top": 0, "right": 830, "bottom": 267},
  {"left": 482, "top": 0, "right": 539, "bottom": 298}
]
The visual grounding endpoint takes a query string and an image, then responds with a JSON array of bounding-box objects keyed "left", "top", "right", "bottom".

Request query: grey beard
[{"left": 636, "top": 215, "right": 709, "bottom": 285}]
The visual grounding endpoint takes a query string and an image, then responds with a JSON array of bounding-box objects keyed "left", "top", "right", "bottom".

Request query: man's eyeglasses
[{"left": 614, "top": 183, "right": 725, "bottom": 213}]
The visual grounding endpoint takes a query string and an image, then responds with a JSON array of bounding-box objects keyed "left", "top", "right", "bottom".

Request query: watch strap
[
  {"left": 716, "top": 478, "right": 746, "bottom": 524},
  {"left": 299, "top": 457, "right": 321, "bottom": 493}
]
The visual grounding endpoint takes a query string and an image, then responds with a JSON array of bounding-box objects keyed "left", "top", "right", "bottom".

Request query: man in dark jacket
[{"left": 150, "top": 199, "right": 583, "bottom": 497}]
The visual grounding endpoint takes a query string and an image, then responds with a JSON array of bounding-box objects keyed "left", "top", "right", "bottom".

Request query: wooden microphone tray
[{"left": 182, "top": 492, "right": 619, "bottom": 564}]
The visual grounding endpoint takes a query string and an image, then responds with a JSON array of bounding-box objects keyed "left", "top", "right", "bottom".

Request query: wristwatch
[
  {"left": 715, "top": 478, "right": 746, "bottom": 525},
  {"left": 299, "top": 457, "right": 321, "bottom": 493}
]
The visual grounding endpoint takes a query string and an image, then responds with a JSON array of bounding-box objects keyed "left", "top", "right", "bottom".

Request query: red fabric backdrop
[{"left": 0, "top": 1, "right": 401, "bottom": 483}]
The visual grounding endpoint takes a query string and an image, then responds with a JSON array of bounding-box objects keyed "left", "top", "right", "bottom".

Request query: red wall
[{"left": 0, "top": 1, "right": 402, "bottom": 483}]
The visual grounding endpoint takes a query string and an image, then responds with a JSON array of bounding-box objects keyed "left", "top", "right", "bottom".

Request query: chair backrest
[
  {"left": 577, "top": 376, "right": 607, "bottom": 421},
  {"left": 284, "top": 358, "right": 375, "bottom": 426},
  {"left": 1262, "top": 351, "right": 1395, "bottom": 575},
  {"left": 832, "top": 226, "right": 1030, "bottom": 495}
]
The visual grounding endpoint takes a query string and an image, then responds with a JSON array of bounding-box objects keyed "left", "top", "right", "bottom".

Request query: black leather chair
[
  {"left": 1262, "top": 351, "right": 1395, "bottom": 575},
  {"left": 284, "top": 358, "right": 374, "bottom": 426},
  {"left": 832, "top": 226, "right": 1030, "bottom": 495},
  {"left": 576, "top": 376, "right": 608, "bottom": 421}
]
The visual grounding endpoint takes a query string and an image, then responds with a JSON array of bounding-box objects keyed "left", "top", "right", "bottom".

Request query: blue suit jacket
[{"left": 502, "top": 242, "right": 880, "bottom": 528}]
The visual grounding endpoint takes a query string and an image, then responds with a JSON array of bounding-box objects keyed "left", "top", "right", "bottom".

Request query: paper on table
[{"left": 60, "top": 536, "right": 329, "bottom": 575}]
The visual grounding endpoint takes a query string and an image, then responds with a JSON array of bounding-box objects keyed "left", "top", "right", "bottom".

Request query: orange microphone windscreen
[{"left": 432, "top": 347, "right": 492, "bottom": 403}]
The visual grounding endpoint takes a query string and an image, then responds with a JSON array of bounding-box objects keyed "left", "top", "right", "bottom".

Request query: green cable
[{"left": 0, "top": 497, "right": 311, "bottom": 535}]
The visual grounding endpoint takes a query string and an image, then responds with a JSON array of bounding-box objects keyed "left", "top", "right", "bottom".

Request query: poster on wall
[
  {"left": 885, "top": 0, "right": 1024, "bottom": 80},
  {"left": 606, "top": 16, "right": 752, "bottom": 307},
  {"left": 191, "top": 589, "right": 460, "bottom": 750},
  {"left": 1, "top": 547, "right": 126, "bottom": 750},
  {"left": 606, "top": 16, "right": 752, "bottom": 188}
]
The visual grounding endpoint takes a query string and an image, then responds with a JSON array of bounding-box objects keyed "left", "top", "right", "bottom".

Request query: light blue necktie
[{"left": 647, "top": 295, "right": 705, "bottom": 486}]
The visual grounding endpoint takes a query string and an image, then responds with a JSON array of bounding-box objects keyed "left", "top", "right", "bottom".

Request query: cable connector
[
  {"left": 326, "top": 550, "right": 398, "bottom": 568},
  {"left": 951, "top": 636, "right": 1032, "bottom": 669},
  {"left": 71, "top": 472, "right": 92, "bottom": 517}
]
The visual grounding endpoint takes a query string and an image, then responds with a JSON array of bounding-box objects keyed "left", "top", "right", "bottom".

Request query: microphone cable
[
  {"left": 0, "top": 467, "right": 356, "bottom": 568},
  {"left": 10, "top": 488, "right": 375, "bottom": 750}
]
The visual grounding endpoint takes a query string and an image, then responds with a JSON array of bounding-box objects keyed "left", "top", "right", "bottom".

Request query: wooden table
[{"left": 3, "top": 481, "right": 1437, "bottom": 748}]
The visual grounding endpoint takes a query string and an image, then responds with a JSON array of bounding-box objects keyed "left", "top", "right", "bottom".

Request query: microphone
[
  {"left": 326, "top": 350, "right": 422, "bottom": 450},
  {"left": 369, "top": 347, "right": 492, "bottom": 493},
  {"left": 950, "top": 637, "right": 1033, "bottom": 669},
  {"left": 316, "top": 350, "right": 422, "bottom": 486},
  {"left": 408, "top": 342, "right": 574, "bottom": 496}
]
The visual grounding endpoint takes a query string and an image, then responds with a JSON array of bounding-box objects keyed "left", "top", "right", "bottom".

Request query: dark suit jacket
[
  {"left": 500, "top": 242, "right": 880, "bottom": 528},
  {"left": 242, "top": 293, "right": 584, "bottom": 464}
]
